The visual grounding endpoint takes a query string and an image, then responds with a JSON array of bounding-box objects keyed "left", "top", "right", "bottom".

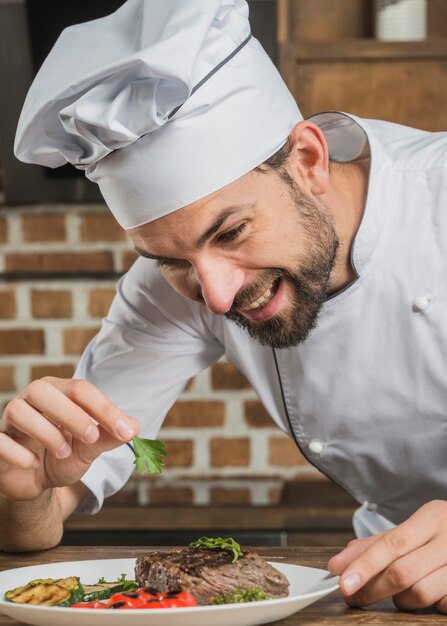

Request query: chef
[{"left": 2, "top": 0, "right": 447, "bottom": 613}]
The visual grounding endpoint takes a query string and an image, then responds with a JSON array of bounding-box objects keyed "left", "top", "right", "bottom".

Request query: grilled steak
[{"left": 134, "top": 546, "right": 289, "bottom": 605}]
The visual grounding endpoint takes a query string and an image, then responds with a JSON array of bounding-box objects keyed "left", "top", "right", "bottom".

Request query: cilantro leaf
[
  {"left": 189, "top": 536, "right": 243, "bottom": 563},
  {"left": 131, "top": 437, "right": 167, "bottom": 475}
]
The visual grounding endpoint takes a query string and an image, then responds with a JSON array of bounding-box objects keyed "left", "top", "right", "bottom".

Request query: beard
[{"left": 225, "top": 178, "right": 339, "bottom": 349}]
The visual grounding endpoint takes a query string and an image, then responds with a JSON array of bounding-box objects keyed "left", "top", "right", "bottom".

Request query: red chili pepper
[
  {"left": 159, "top": 591, "right": 199, "bottom": 608},
  {"left": 105, "top": 588, "right": 198, "bottom": 609},
  {"left": 72, "top": 588, "right": 198, "bottom": 610},
  {"left": 105, "top": 588, "right": 154, "bottom": 608}
]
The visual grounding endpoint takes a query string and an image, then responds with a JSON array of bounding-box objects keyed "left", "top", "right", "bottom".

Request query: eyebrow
[
  {"left": 134, "top": 206, "right": 243, "bottom": 262},
  {"left": 195, "top": 207, "right": 240, "bottom": 248}
]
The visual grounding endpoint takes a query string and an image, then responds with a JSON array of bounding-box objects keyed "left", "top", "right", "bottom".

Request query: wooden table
[{"left": 0, "top": 546, "right": 441, "bottom": 624}]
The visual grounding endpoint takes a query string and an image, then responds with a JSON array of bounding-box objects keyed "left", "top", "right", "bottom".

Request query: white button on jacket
[
  {"left": 413, "top": 296, "right": 430, "bottom": 312},
  {"left": 308, "top": 440, "right": 325, "bottom": 456}
]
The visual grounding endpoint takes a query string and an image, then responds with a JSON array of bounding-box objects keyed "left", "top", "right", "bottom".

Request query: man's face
[{"left": 129, "top": 167, "right": 338, "bottom": 349}]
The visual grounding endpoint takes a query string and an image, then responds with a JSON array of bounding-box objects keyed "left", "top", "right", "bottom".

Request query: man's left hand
[{"left": 328, "top": 500, "right": 447, "bottom": 612}]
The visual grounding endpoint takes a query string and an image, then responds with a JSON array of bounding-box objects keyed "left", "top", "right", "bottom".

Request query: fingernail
[
  {"left": 343, "top": 573, "right": 361, "bottom": 595},
  {"left": 116, "top": 419, "right": 133, "bottom": 440},
  {"left": 56, "top": 442, "right": 72, "bottom": 459},
  {"left": 84, "top": 424, "right": 99, "bottom": 443}
]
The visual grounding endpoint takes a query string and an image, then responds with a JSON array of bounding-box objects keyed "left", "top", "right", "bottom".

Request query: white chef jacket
[{"left": 75, "top": 112, "right": 447, "bottom": 536}]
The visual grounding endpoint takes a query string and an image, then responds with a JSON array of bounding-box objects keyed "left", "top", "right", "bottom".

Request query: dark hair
[
  {"left": 254, "top": 140, "right": 294, "bottom": 191},
  {"left": 256, "top": 139, "right": 336, "bottom": 177},
  {"left": 255, "top": 140, "right": 293, "bottom": 175},
  {"left": 263, "top": 140, "right": 293, "bottom": 169}
]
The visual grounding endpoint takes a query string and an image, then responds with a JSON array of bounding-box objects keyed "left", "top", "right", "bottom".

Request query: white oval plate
[{"left": 0, "top": 558, "right": 339, "bottom": 626}]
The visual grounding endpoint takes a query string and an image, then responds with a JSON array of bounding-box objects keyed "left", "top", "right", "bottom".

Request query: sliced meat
[{"left": 134, "top": 546, "right": 289, "bottom": 605}]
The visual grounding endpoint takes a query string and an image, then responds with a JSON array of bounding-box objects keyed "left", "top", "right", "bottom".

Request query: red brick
[
  {"left": 210, "top": 438, "right": 250, "bottom": 467},
  {"left": 31, "top": 363, "right": 75, "bottom": 379},
  {"left": 0, "top": 366, "right": 15, "bottom": 392},
  {"left": 164, "top": 401, "right": 225, "bottom": 428},
  {"left": 81, "top": 214, "right": 126, "bottom": 242},
  {"left": 210, "top": 487, "right": 251, "bottom": 504},
  {"left": 0, "top": 290, "right": 16, "bottom": 319},
  {"left": 63, "top": 327, "right": 99, "bottom": 355},
  {"left": 122, "top": 251, "right": 139, "bottom": 271},
  {"left": 163, "top": 440, "right": 194, "bottom": 468},
  {"left": 5, "top": 252, "right": 114, "bottom": 273},
  {"left": 31, "top": 290, "right": 72, "bottom": 319},
  {"left": 268, "top": 437, "right": 307, "bottom": 466},
  {"left": 88, "top": 289, "right": 115, "bottom": 317},
  {"left": 0, "top": 329, "right": 44, "bottom": 355},
  {"left": 149, "top": 487, "right": 194, "bottom": 504},
  {"left": 0, "top": 217, "right": 7, "bottom": 243},
  {"left": 22, "top": 214, "right": 66, "bottom": 242},
  {"left": 211, "top": 362, "right": 251, "bottom": 390},
  {"left": 244, "top": 400, "right": 274, "bottom": 427}
]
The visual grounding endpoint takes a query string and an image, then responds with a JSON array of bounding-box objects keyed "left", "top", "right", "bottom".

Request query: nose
[{"left": 195, "top": 257, "right": 245, "bottom": 315}]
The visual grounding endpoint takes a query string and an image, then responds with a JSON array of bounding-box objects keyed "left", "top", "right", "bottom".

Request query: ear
[{"left": 287, "top": 121, "right": 329, "bottom": 195}]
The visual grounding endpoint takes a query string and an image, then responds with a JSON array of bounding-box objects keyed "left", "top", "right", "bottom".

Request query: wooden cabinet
[{"left": 278, "top": 0, "right": 447, "bottom": 130}]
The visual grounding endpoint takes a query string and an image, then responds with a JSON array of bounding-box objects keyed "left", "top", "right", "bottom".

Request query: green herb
[
  {"left": 189, "top": 536, "right": 243, "bottom": 563},
  {"left": 82, "top": 574, "right": 137, "bottom": 602},
  {"left": 117, "top": 573, "right": 137, "bottom": 592},
  {"left": 210, "top": 587, "right": 273, "bottom": 604},
  {"left": 132, "top": 436, "right": 167, "bottom": 475}
]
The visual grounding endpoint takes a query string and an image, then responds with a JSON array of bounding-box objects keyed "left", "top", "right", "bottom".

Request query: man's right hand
[{"left": 0, "top": 377, "right": 139, "bottom": 502}]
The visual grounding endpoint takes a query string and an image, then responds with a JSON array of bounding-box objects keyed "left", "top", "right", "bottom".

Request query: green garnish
[
  {"left": 117, "top": 573, "right": 138, "bottom": 592},
  {"left": 210, "top": 588, "right": 273, "bottom": 604},
  {"left": 82, "top": 574, "right": 137, "bottom": 602},
  {"left": 132, "top": 437, "right": 167, "bottom": 475},
  {"left": 189, "top": 536, "right": 243, "bottom": 563}
]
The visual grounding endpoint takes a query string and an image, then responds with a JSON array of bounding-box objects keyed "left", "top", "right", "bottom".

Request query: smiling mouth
[{"left": 241, "top": 278, "right": 281, "bottom": 311}]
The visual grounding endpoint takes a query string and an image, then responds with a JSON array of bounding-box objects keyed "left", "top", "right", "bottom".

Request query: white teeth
[{"left": 245, "top": 285, "right": 275, "bottom": 310}]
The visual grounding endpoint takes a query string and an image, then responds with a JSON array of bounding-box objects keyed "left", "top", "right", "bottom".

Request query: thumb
[{"left": 71, "top": 416, "right": 140, "bottom": 466}]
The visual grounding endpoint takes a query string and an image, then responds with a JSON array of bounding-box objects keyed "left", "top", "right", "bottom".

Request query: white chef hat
[{"left": 14, "top": 0, "right": 302, "bottom": 230}]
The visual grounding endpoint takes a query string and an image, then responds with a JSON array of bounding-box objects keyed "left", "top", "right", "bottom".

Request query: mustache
[{"left": 229, "top": 269, "right": 285, "bottom": 311}]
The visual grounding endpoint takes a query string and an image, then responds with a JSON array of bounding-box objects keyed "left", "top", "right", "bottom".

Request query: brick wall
[{"left": 0, "top": 203, "right": 319, "bottom": 503}]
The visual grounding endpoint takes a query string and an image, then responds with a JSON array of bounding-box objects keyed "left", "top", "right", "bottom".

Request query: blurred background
[{"left": 0, "top": 0, "right": 445, "bottom": 546}]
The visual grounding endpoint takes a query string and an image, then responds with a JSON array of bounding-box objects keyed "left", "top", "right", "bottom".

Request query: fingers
[
  {"left": 67, "top": 424, "right": 136, "bottom": 469},
  {"left": 393, "top": 564, "right": 447, "bottom": 612},
  {"left": 41, "top": 420, "right": 142, "bottom": 490},
  {"left": 345, "top": 533, "right": 447, "bottom": 607},
  {"left": 0, "top": 377, "right": 141, "bottom": 501},
  {"left": 0, "top": 433, "right": 40, "bottom": 472},
  {"left": 34, "top": 378, "right": 138, "bottom": 442},
  {"left": 0, "top": 377, "right": 140, "bottom": 476},
  {"left": 338, "top": 502, "right": 443, "bottom": 598},
  {"left": 17, "top": 379, "right": 101, "bottom": 445},
  {"left": 7, "top": 377, "right": 138, "bottom": 445},
  {"left": 435, "top": 590, "right": 447, "bottom": 614},
  {"left": 328, "top": 535, "right": 379, "bottom": 575},
  {"left": 4, "top": 397, "right": 74, "bottom": 461}
]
